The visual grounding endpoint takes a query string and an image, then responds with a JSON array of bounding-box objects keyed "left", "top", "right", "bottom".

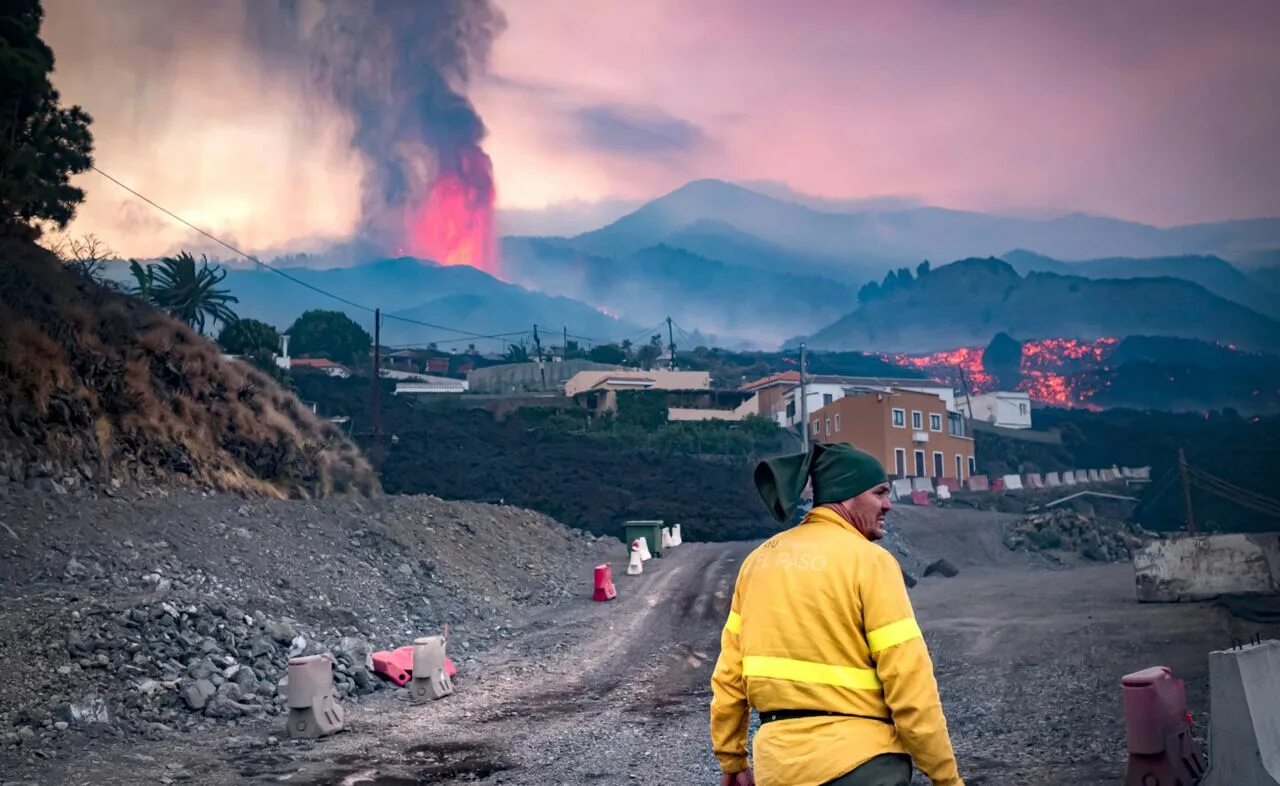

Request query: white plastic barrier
[
  {"left": 911, "top": 477, "right": 934, "bottom": 494},
  {"left": 1001, "top": 474, "right": 1024, "bottom": 491}
]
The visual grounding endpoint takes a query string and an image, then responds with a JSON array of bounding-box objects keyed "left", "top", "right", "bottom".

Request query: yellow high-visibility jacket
[{"left": 710, "top": 506, "right": 963, "bottom": 786}]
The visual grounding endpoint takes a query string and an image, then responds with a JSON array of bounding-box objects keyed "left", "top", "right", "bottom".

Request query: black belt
[{"left": 758, "top": 709, "right": 891, "bottom": 725}]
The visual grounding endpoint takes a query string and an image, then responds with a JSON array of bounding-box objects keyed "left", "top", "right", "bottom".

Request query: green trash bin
[{"left": 623, "top": 520, "right": 664, "bottom": 559}]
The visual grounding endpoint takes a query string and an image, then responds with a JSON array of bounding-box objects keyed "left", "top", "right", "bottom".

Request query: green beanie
[{"left": 753, "top": 442, "right": 888, "bottom": 523}]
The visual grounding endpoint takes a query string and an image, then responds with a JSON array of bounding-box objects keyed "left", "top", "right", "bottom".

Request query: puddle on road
[{"left": 307, "top": 739, "right": 513, "bottom": 785}]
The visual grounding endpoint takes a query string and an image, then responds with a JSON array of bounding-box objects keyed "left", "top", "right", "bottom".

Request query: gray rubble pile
[
  {"left": 1003, "top": 509, "right": 1154, "bottom": 562},
  {"left": 0, "top": 488, "right": 619, "bottom": 755}
]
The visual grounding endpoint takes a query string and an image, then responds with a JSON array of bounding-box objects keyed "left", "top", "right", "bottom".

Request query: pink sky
[{"left": 44, "top": 0, "right": 1280, "bottom": 256}]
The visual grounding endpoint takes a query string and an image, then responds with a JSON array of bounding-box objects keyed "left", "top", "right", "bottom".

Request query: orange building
[{"left": 809, "top": 388, "right": 976, "bottom": 480}]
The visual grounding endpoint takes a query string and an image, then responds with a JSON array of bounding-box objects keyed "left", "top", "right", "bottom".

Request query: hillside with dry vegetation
[{"left": 0, "top": 238, "right": 378, "bottom": 497}]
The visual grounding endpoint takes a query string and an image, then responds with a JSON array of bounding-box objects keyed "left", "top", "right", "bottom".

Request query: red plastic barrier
[
  {"left": 372, "top": 645, "right": 457, "bottom": 687},
  {"left": 909, "top": 490, "right": 930, "bottom": 506},
  {"left": 593, "top": 564, "right": 617, "bottom": 602},
  {"left": 1121, "top": 666, "right": 1205, "bottom": 785},
  {"left": 966, "top": 476, "right": 989, "bottom": 492},
  {"left": 990, "top": 476, "right": 1005, "bottom": 492}
]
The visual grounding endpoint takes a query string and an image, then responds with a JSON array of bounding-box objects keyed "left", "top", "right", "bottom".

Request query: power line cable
[{"left": 89, "top": 165, "right": 614, "bottom": 344}]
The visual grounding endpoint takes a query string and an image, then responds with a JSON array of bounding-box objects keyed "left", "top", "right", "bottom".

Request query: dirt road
[{"left": 8, "top": 511, "right": 1265, "bottom": 786}]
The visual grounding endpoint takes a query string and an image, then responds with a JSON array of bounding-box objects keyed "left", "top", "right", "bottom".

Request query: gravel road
[{"left": 4, "top": 506, "right": 1266, "bottom": 786}]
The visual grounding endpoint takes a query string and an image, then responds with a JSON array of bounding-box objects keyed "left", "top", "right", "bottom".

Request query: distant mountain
[
  {"left": 1001, "top": 249, "right": 1280, "bottom": 317},
  {"left": 1252, "top": 265, "right": 1280, "bottom": 291},
  {"left": 104, "top": 257, "right": 638, "bottom": 349},
  {"left": 501, "top": 237, "right": 856, "bottom": 348},
  {"left": 805, "top": 257, "right": 1280, "bottom": 353},
  {"left": 560, "top": 179, "right": 1280, "bottom": 271}
]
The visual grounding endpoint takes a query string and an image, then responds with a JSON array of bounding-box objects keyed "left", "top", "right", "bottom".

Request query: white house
[
  {"left": 967, "top": 391, "right": 1032, "bottom": 429},
  {"left": 774, "top": 375, "right": 959, "bottom": 428}
]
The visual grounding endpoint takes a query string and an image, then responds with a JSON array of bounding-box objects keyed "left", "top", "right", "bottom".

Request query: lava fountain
[{"left": 404, "top": 148, "right": 499, "bottom": 277}]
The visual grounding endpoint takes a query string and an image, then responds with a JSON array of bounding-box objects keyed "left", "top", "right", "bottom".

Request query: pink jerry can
[{"left": 1121, "top": 666, "right": 1206, "bottom": 786}]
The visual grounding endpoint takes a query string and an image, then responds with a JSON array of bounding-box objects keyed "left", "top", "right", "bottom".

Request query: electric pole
[
  {"left": 1178, "top": 448, "right": 1197, "bottom": 535},
  {"left": 532, "top": 323, "right": 542, "bottom": 360},
  {"left": 799, "top": 342, "right": 809, "bottom": 451},
  {"left": 666, "top": 316, "right": 676, "bottom": 370},
  {"left": 371, "top": 308, "right": 382, "bottom": 439}
]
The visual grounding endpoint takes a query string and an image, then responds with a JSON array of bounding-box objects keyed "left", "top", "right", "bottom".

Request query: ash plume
[{"left": 249, "top": 0, "right": 506, "bottom": 272}]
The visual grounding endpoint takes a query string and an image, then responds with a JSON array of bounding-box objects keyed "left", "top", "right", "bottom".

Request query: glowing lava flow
[
  {"left": 404, "top": 148, "right": 500, "bottom": 277},
  {"left": 886, "top": 337, "right": 1121, "bottom": 408}
]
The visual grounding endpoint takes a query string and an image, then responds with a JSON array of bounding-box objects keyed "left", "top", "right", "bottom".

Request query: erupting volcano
[{"left": 405, "top": 149, "right": 499, "bottom": 277}]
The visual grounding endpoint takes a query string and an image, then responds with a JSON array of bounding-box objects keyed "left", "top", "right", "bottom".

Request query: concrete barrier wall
[
  {"left": 966, "top": 476, "right": 989, "bottom": 492},
  {"left": 1062, "top": 471, "right": 1077, "bottom": 485},
  {"left": 911, "top": 477, "right": 934, "bottom": 493},
  {"left": 1134, "top": 533, "right": 1280, "bottom": 602},
  {"left": 1024, "top": 473, "right": 1044, "bottom": 489},
  {"left": 1044, "top": 472, "right": 1061, "bottom": 487},
  {"left": 1203, "top": 639, "right": 1280, "bottom": 786},
  {"left": 1002, "top": 474, "right": 1023, "bottom": 490},
  {"left": 891, "top": 479, "right": 914, "bottom": 499}
]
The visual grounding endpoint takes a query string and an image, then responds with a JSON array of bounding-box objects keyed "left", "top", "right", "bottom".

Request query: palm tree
[{"left": 145, "top": 251, "right": 239, "bottom": 333}]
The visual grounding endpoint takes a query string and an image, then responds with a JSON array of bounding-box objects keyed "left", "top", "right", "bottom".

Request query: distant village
[{"left": 253, "top": 338, "right": 1037, "bottom": 486}]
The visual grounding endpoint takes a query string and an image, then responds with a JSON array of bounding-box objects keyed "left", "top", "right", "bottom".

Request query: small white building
[
  {"left": 773, "top": 375, "right": 959, "bottom": 428},
  {"left": 967, "top": 391, "right": 1032, "bottom": 429},
  {"left": 391, "top": 375, "right": 468, "bottom": 395}
]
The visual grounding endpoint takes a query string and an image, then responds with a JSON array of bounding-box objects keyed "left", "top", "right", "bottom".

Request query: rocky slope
[
  {"left": 0, "top": 239, "right": 376, "bottom": 498},
  {"left": 0, "top": 484, "right": 617, "bottom": 759}
]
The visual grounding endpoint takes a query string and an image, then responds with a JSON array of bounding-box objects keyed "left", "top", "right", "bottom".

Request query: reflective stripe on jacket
[{"left": 710, "top": 506, "right": 963, "bottom": 786}]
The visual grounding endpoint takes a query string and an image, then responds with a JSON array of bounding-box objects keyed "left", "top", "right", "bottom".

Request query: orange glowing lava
[
  {"left": 405, "top": 148, "right": 500, "bottom": 277},
  {"left": 886, "top": 337, "right": 1122, "bottom": 408}
]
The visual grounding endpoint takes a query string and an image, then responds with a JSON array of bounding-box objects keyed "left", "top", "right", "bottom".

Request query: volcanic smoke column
[{"left": 253, "top": 0, "right": 505, "bottom": 276}]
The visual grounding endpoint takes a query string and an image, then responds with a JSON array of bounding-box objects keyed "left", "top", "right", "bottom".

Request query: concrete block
[
  {"left": 1024, "top": 473, "right": 1044, "bottom": 489},
  {"left": 911, "top": 477, "right": 934, "bottom": 494},
  {"left": 1203, "top": 639, "right": 1280, "bottom": 786},
  {"left": 1044, "top": 472, "right": 1061, "bottom": 487},
  {"left": 1002, "top": 474, "right": 1024, "bottom": 491},
  {"left": 1087, "top": 469, "right": 1101, "bottom": 482},
  {"left": 966, "top": 475, "right": 989, "bottom": 492},
  {"left": 1134, "top": 533, "right": 1280, "bottom": 602},
  {"left": 936, "top": 485, "right": 952, "bottom": 500},
  {"left": 1062, "top": 471, "right": 1078, "bottom": 485},
  {"left": 1134, "top": 466, "right": 1152, "bottom": 480},
  {"left": 891, "top": 478, "right": 914, "bottom": 500}
]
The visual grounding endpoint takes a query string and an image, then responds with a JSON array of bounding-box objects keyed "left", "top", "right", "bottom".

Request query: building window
[
  {"left": 912, "top": 411, "right": 923, "bottom": 430},
  {"left": 834, "top": 413, "right": 841, "bottom": 432},
  {"left": 955, "top": 454, "right": 964, "bottom": 480},
  {"left": 913, "top": 450, "right": 925, "bottom": 476},
  {"left": 892, "top": 408, "right": 906, "bottom": 428},
  {"left": 968, "top": 456, "right": 976, "bottom": 476},
  {"left": 933, "top": 451, "right": 944, "bottom": 478},
  {"left": 929, "top": 413, "right": 942, "bottom": 432},
  {"left": 786, "top": 400, "right": 796, "bottom": 420},
  {"left": 825, "top": 417, "right": 831, "bottom": 435},
  {"left": 812, "top": 419, "right": 821, "bottom": 436},
  {"left": 895, "top": 449, "right": 907, "bottom": 477},
  {"left": 823, "top": 393, "right": 833, "bottom": 406}
]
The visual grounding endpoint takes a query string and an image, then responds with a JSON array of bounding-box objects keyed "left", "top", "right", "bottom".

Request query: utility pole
[
  {"left": 1178, "top": 448, "right": 1197, "bottom": 535},
  {"left": 799, "top": 342, "right": 810, "bottom": 451},
  {"left": 532, "top": 323, "right": 542, "bottom": 360},
  {"left": 956, "top": 365, "right": 974, "bottom": 420},
  {"left": 666, "top": 316, "right": 676, "bottom": 370},
  {"left": 371, "top": 308, "right": 382, "bottom": 439}
]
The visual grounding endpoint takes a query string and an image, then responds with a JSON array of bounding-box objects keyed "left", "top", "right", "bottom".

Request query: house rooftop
[{"left": 291, "top": 357, "right": 346, "bottom": 369}]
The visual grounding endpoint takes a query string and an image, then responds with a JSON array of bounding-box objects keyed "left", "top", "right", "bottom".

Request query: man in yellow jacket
[{"left": 710, "top": 442, "right": 964, "bottom": 786}]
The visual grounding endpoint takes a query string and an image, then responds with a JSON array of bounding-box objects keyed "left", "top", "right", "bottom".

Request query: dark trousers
[{"left": 823, "top": 753, "right": 913, "bottom": 786}]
